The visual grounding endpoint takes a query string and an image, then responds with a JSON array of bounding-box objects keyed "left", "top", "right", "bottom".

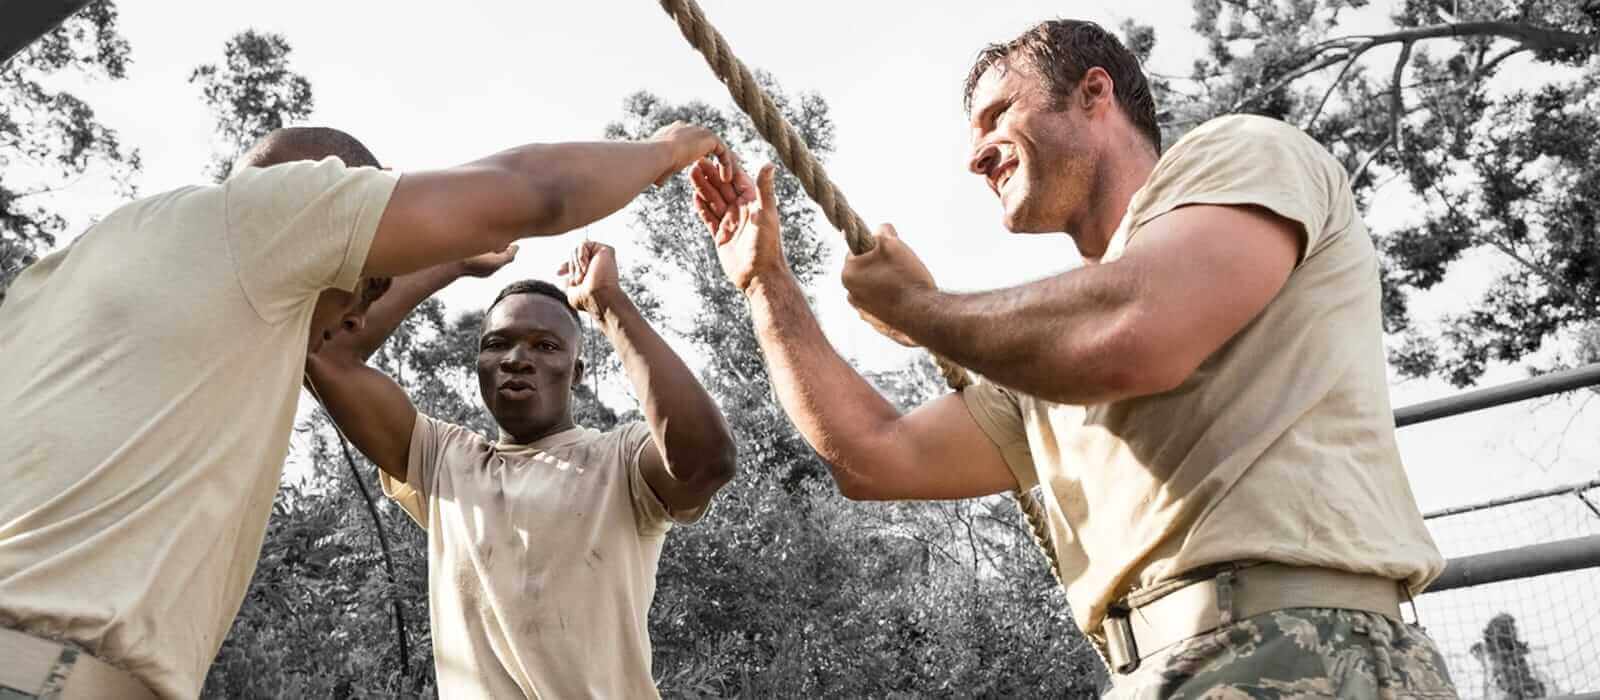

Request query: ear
[
  {"left": 571, "top": 357, "right": 585, "bottom": 388},
  {"left": 1079, "top": 67, "right": 1115, "bottom": 113}
]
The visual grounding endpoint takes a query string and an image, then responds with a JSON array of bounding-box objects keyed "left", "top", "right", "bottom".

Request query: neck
[
  {"left": 1072, "top": 132, "right": 1159, "bottom": 263},
  {"left": 503, "top": 415, "right": 577, "bottom": 444}
]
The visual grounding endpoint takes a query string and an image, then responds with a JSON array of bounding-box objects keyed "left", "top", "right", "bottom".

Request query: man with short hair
[
  {"left": 304, "top": 240, "right": 735, "bottom": 698},
  {"left": 690, "top": 19, "right": 1458, "bottom": 696},
  {"left": 0, "top": 123, "right": 732, "bottom": 698}
]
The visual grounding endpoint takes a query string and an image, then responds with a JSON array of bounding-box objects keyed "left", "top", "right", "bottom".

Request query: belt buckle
[{"left": 1103, "top": 605, "right": 1140, "bottom": 675}]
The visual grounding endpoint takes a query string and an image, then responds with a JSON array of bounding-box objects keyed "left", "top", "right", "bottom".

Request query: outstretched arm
[
  {"left": 691, "top": 161, "right": 1016, "bottom": 501},
  {"left": 363, "top": 122, "right": 735, "bottom": 278},
  {"left": 560, "top": 241, "right": 736, "bottom": 515},
  {"left": 306, "top": 248, "right": 518, "bottom": 480}
]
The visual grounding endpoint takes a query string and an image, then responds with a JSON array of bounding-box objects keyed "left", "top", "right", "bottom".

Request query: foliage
[
  {"left": 1469, "top": 613, "right": 1549, "bottom": 699},
  {"left": 190, "top": 30, "right": 314, "bottom": 182},
  {"left": 1139, "top": 0, "right": 1600, "bottom": 386},
  {"left": 0, "top": 0, "right": 139, "bottom": 302}
]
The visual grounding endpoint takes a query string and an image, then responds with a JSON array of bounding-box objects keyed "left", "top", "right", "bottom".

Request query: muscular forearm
[
  {"left": 594, "top": 288, "right": 735, "bottom": 483},
  {"left": 497, "top": 141, "right": 674, "bottom": 236},
  {"left": 744, "top": 272, "right": 906, "bottom": 487},
  {"left": 889, "top": 267, "right": 1150, "bottom": 404}
]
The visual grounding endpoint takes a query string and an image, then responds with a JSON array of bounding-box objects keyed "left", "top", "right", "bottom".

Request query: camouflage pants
[{"left": 1104, "top": 607, "right": 1459, "bottom": 699}]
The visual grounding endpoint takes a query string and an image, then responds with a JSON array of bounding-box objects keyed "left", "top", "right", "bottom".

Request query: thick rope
[{"left": 656, "top": 0, "right": 1063, "bottom": 589}]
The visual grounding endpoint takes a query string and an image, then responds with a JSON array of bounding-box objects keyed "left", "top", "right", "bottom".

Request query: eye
[
  {"left": 538, "top": 341, "right": 561, "bottom": 352},
  {"left": 481, "top": 337, "right": 507, "bottom": 351}
]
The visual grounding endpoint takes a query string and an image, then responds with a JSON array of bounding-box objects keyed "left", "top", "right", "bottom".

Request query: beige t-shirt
[
  {"left": 382, "top": 414, "right": 702, "bottom": 699},
  {"left": 962, "top": 115, "right": 1444, "bottom": 636},
  {"left": 0, "top": 158, "right": 398, "bottom": 698}
]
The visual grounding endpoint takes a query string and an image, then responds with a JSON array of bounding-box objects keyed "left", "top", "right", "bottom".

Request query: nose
[
  {"left": 969, "top": 142, "right": 1000, "bottom": 177},
  {"left": 500, "top": 345, "right": 533, "bottom": 371}
]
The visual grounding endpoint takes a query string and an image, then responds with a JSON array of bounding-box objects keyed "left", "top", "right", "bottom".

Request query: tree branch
[
  {"left": 1430, "top": 185, "right": 1598, "bottom": 314},
  {"left": 1304, "top": 41, "right": 1380, "bottom": 129},
  {"left": 1390, "top": 41, "right": 1414, "bottom": 152}
]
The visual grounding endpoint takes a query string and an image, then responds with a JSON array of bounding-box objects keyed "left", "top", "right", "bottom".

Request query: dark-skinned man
[
  {"left": 690, "top": 19, "right": 1458, "bottom": 698},
  {"left": 0, "top": 123, "right": 732, "bottom": 699},
  {"left": 304, "top": 239, "right": 735, "bottom": 699}
]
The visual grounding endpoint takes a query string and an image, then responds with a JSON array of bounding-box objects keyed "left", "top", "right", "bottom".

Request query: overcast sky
[{"left": 40, "top": 0, "right": 1599, "bottom": 511}]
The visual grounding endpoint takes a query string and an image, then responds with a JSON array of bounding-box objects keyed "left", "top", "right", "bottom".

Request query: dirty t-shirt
[
  {"left": 382, "top": 415, "right": 702, "bottom": 699},
  {"left": 0, "top": 157, "right": 397, "bottom": 698},
  {"left": 961, "top": 115, "right": 1444, "bottom": 636}
]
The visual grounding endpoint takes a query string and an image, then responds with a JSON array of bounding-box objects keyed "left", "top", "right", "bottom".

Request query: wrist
[
  {"left": 741, "top": 265, "right": 798, "bottom": 300},
  {"left": 587, "top": 285, "right": 633, "bottom": 323}
]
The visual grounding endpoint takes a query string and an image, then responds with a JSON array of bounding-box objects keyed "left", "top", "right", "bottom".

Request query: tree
[
  {"left": 1141, "top": 0, "right": 1600, "bottom": 387},
  {"left": 0, "top": 0, "right": 139, "bottom": 302},
  {"left": 1470, "top": 612, "right": 1549, "bottom": 699},
  {"left": 189, "top": 30, "right": 314, "bottom": 182}
]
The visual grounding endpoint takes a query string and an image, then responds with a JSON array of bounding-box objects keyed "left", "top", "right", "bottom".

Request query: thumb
[
  {"left": 756, "top": 163, "right": 777, "bottom": 207},
  {"left": 875, "top": 223, "right": 900, "bottom": 242}
]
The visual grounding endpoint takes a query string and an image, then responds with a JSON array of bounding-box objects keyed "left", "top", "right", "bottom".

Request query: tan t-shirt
[
  {"left": 382, "top": 414, "right": 702, "bottom": 699},
  {"left": 961, "top": 115, "right": 1444, "bottom": 636},
  {"left": 0, "top": 158, "right": 398, "bottom": 698}
]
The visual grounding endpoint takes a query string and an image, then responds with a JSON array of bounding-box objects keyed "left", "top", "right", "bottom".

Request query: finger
[
  {"left": 713, "top": 159, "right": 738, "bottom": 207},
  {"left": 504, "top": 242, "right": 520, "bottom": 261},
  {"left": 694, "top": 163, "right": 729, "bottom": 212},
  {"left": 557, "top": 261, "right": 570, "bottom": 276},
  {"left": 876, "top": 223, "right": 899, "bottom": 241},
  {"left": 690, "top": 165, "right": 725, "bottom": 215},
  {"left": 756, "top": 163, "right": 777, "bottom": 208},
  {"left": 694, "top": 193, "right": 721, "bottom": 232},
  {"left": 715, "top": 140, "right": 736, "bottom": 182}
]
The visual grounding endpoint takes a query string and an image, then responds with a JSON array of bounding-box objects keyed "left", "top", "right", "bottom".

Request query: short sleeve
[
  {"left": 224, "top": 157, "right": 399, "bottom": 322},
  {"left": 959, "top": 377, "right": 1039, "bottom": 491},
  {"left": 1127, "top": 115, "right": 1341, "bottom": 264},
  {"left": 615, "top": 421, "right": 705, "bottom": 537},
  {"left": 379, "top": 412, "right": 471, "bottom": 529}
]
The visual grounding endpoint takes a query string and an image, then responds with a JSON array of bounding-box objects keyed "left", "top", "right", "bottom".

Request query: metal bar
[
  {"left": 0, "top": 0, "right": 93, "bottom": 66},
  {"left": 1394, "top": 363, "right": 1600, "bottom": 427},
  {"left": 1424, "top": 535, "right": 1600, "bottom": 594},
  {"left": 1422, "top": 479, "right": 1600, "bottom": 520}
]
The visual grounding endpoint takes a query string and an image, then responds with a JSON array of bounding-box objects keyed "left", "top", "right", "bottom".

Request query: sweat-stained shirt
[
  {"left": 380, "top": 414, "right": 703, "bottom": 699},
  {"left": 0, "top": 158, "right": 398, "bottom": 698},
  {"left": 960, "top": 114, "right": 1444, "bottom": 638}
]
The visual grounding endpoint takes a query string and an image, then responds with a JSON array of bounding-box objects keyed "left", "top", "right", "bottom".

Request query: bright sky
[{"left": 40, "top": 2, "right": 1599, "bottom": 524}]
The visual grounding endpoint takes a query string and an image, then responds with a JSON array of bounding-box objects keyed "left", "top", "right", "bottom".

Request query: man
[
  {"left": 690, "top": 19, "right": 1458, "bottom": 697},
  {"left": 0, "top": 123, "right": 733, "bottom": 698},
  {"left": 304, "top": 240, "right": 735, "bottom": 698}
]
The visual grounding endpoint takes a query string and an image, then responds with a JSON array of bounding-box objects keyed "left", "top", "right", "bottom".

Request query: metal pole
[
  {"left": 1424, "top": 535, "right": 1600, "bottom": 593},
  {"left": 1422, "top": 479, "right": 1600, "bottom": 520},
  {"left": 1394, "top": 363, "right": 1600, "bottom": 427},
  {"left": 0, "top": 0, "right": 93, "bottom": 66}
]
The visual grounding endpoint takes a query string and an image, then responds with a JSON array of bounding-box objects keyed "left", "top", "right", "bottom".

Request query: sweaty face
[
  {"left": 476, "top": 294, "right": 582, "bottom": 442},
  {"left": 967, "top": 62, "right": 1096, "bottom": 234}
]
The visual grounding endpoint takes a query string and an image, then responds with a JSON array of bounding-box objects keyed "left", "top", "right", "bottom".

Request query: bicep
[
  {"left": 864, "top": 393, "right": 1019, "bottom": 501},
  {"left": 304, "top": 354, "right": 419, "bottom": 481},
  {"left": 1119, "top": 203, "right": 1301, "bottom": 388},
  {"left": 363, "top": 164, "right": 554, "bottom": 278}
]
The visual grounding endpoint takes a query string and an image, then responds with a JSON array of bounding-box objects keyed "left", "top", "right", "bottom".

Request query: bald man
[{"left": 0, "top": 123, "right": 733, "bottom": 699}]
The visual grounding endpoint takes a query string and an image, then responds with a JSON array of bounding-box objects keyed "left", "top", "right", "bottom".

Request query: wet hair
[
  {"left": 486, "top": 279, "right": 581, "bottom": 327},
  {"left": 233, "top": 126, "right": 381, "bottom": 171},
  {"left": 963, "top": 19, "right": 1160, "bottom": 152}
]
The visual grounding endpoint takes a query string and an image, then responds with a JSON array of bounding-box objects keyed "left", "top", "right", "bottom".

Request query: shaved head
[{"left": 233, "top": 126, "right": 380, "bottom": 173}]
